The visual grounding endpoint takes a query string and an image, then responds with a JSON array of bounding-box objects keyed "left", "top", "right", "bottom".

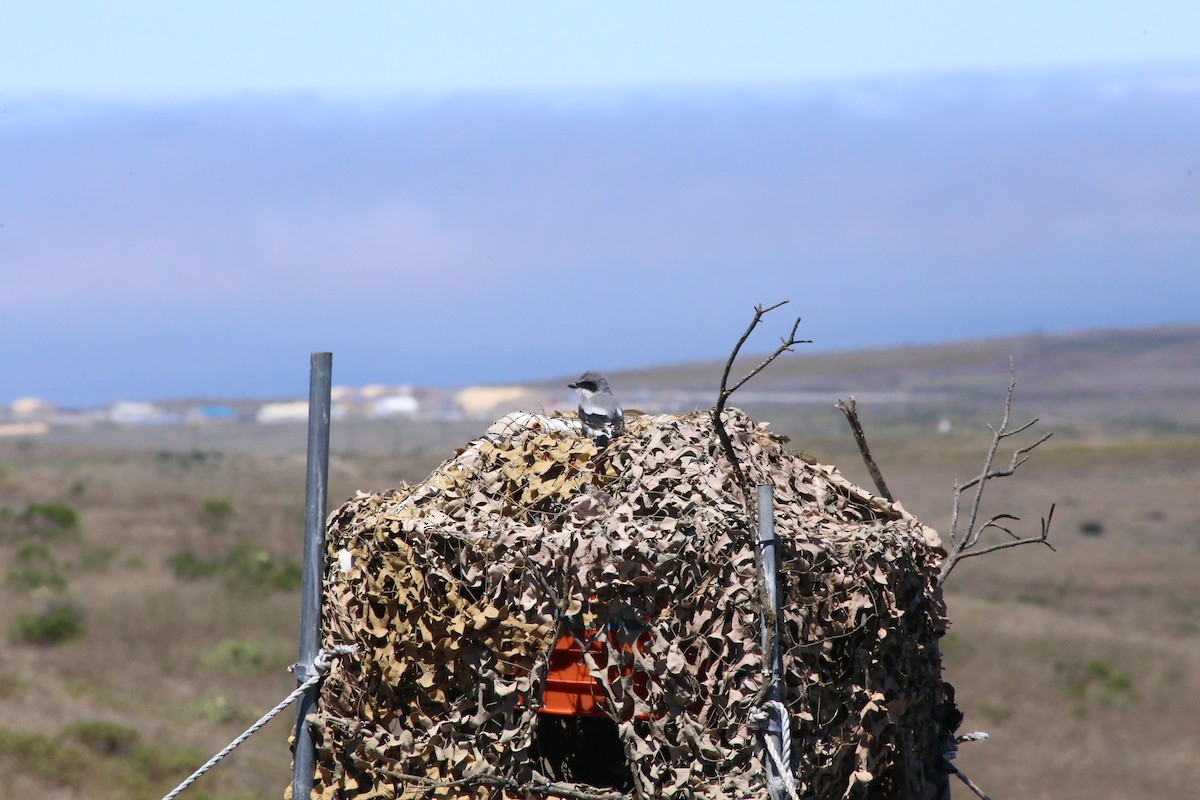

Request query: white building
[
  {"left": 10, "top": 397, "right": 57, "bottom": 421},
  {"left": 255, "top": 401, "right": 310, "bottom": 424},
  {"left": 369, "top": 395, "right": 420, "bottom": 418},
  {"left": 109, "top": 401, "right": 177, "bottom": 426}
]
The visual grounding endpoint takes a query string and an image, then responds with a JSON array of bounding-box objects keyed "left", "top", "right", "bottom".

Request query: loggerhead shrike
[{"left": 568, "top": 371, "right": 624, "bottom": 447}]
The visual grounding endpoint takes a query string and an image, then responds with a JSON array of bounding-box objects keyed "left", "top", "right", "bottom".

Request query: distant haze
[{"left": 3, "top": 66, "right": 1199, "bottom": 406}]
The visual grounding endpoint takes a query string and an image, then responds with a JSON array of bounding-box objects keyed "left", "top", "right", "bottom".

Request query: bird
[{"left": 568, "top": 371, "right": 624, "bottom": 447}]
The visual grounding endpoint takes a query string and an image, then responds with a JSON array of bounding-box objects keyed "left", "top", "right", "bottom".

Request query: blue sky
[
  {"left": 4, "top": 2, "right": 1200, "bottom": 98},
  {"left": 3, "top": 4, "right": 1199, "bottom": 406}
]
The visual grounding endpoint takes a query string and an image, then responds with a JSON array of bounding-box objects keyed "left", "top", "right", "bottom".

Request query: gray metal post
[
  {"left": 292, "top": 352, "right": 332, "bottom": 800},
  {"left": 757, "top": 483, "right": 786, "bottom": 800}
]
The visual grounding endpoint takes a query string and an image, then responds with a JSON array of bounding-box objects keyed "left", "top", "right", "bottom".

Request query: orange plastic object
[{"left": 537, "top": 632, "right": 649, "bottom": 718}]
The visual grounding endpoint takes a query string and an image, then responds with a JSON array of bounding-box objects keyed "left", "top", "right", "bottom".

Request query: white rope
[
  {"left": 159, "top": 644, "right": 358, "bottom": 800},
  {"left": 750, "top": 700, "right": 799, "bottom": 800}
]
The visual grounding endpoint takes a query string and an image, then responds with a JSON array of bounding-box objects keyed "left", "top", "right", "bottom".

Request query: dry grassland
[{"left": 0, "top": 414, "right": 1197, "bottom": 799}]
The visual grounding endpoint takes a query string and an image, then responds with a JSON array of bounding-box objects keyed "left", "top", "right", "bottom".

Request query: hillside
[
  {"left": 602, "top": 323, "right": 1200, "bottom": 436},
  {"left": 18, "top": 323, "right": 1200, "bottom": 459}
]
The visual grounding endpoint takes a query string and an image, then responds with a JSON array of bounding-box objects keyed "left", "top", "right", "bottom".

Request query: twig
[
  {"left": 950, "top": 765, "right": 995, "bottom": 800},
  {"left": 835, "top": 395, "right": 894, "bottom": 502},
  {"left": 952, "top": 505, "right": 1055, "bottom": 562},
  {"left": 712, "top": 301, "right": 810, "bottom": 497},
  {"left": 937, "top": 360, "right": 1055, "bottom": 587}
]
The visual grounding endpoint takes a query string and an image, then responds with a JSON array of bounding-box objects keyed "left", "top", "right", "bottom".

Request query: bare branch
[
  {"left": 712, "top": 301, "right": 809, "bottom": 498},
  {"left": 937, "top": 361, "right": 1055, "bottom": 587},
  {"left": 955, "top": 430, "right": 1053, "bottom": 494},
  {"left": 1000, "top": 416, "right": 1041, "bottom": 438},
  {"left": 718, "top": 301, "right": 788, "bottom": 399},
  {"left": 980, "top": 512, "right": 1019, "bottom": 527},
  {"left": 835, "top": 395, "right": 895, "bottom": 502},
  {"left": 954, "top": 505, "right": 1056, "bottom": 562},
  {"left": 950, "top": 765, "right": 995, "bottom": 800},
  {"left": 725, "top": 316, "right": 808, "bottom": 397},
  {"left": 711, "top": 413, "right": 748, "bottom": 498}
]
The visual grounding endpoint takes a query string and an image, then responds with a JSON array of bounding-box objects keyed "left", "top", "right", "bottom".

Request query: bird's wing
[{"left": 578, "top": 405, "right": 615, "bottom": 429}]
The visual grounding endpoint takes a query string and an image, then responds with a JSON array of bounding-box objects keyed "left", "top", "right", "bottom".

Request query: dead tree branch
[
  {"left": 950, "top": 765, "right": 995, "bottom": 800},
  {"left": 937, "top": 360, "right": 1055, "bottom": 587},
  {"left": 712, "top": 301, "right": 810, "bottom": 497},
  {"left": 835, "top": 395, "right": 895, "bottom": 502}
]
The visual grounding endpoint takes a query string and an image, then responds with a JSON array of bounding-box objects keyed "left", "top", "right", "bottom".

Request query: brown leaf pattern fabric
[{"left": 307, "top": 409, "right": 952, "bottom": 799}]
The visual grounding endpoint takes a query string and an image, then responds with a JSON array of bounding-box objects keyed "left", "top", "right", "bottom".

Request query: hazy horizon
[{"left": 4, "top": 66, "right": 1199, "bottom": 406}]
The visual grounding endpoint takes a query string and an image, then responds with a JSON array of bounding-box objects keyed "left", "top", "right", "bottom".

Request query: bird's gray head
[{"left": 568, "top": 371, "right": 612, "bottom": 394}]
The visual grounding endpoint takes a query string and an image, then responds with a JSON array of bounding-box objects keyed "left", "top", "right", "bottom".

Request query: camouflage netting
[{"left": 305, "top": 409, "right": 954, "bottom": 799}]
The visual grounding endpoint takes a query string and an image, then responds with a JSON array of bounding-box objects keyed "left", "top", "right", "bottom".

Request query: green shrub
[
  {"left": 189, "top": 693, "right": 241, "bottom": 724},
  {"left": 167, "top": 550, "right": 221, "bottom": 579},
  {"left": 1, "top": 502, "right": 81, "bottom": 542},
  {"left": 1056, "top": 658, "right": 1135, "bottom": 706},
  {"left": 23, "top": 502, "right": 79, "bottom": 530},
  {"left": 7, "top": 567, "right": 67, "bottom": 592},
  {"left": 12, "top": 602, "right": 86, "bottom": 646},
  {"left": 16, "top": 542, "right": 55, "bottom": 563},
  {"left": 7, "top": 543, "right": 67, "bottom": 591},
  {"left": 0, "top": 727, "right": 75, "bottom": 782},
  {"left": 977, "top": 702, "right": 1013, "bottom": 723},
  {"left": 59, "top": 720, "right": 140, "bottom": 757},
  {"left": 202, "top": 638, "right": 268, "bottom": 673},
  {"left": 226, "top": 545, "right": 302, "bottom": 593},
  {"left": 79, "top": 546, "right": 119, "bottom": 572},
  {"left": 0, "top": 722, "right": 199, "bottom": 796},
  {"left": 1087, "top": 660, "right": 1133, "bottom": 694},
  {"left": 127, "top": 741, "right": 204, "bottom": 786},
  {"left": 199, "top": 498, "right": 234, "bottom": 533},
  {"left": 169, "top": 543, "right": 301, "bottom": 593},
  {"left": 157, "top": 449, "right": 219, "bottom": 472},
  {"left": 270, "top": 558, "right": 303, "bottom": 591}
]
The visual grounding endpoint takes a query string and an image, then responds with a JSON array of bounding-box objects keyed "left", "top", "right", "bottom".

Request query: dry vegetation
[
  {"left": 1, "top": 332, "right": 1198, "bottom": 799},
  {"left": 823, "top": 429, "right": 1200, "bottom": 800},
  {"left": 0, "top": 439, "right": 447, "bottom": 800}
]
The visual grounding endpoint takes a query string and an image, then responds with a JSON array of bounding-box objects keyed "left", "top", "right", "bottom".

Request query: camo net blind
[{"left": 305, "top": 409, "right": 953, "bottom": 799}]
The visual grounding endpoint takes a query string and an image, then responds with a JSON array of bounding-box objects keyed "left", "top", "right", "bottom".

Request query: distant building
[
  {"left": 10, "top": 397, "right": 56, "bottom": 421},
  {"left": 360, "top": 384, "right": 395, "bottom": 400},
  {"left": 255, "top": 401, "right": 310, "bottom": 424},
  {"left": 109, "top": 401, "right": 179, "bottom": 426},
  {"left": 254, "top": 400, "right": 348, "bottom": 424},
  {"left": 184, "top": 404, "right": 238, "bottom": 424},
  {"left": 332, "top": 385, "right": 413, "bottom": 417},
  {"left": 369, "top": 395, "right": 420, "bottom": 418}
]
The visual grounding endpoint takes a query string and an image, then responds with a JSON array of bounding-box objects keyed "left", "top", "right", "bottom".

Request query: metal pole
[
  {"left": 292, "top": 352, "right": 332, "bottom": 800},
  {"left": 757, "top": 483, "right": 786, "bottom": 800}
]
